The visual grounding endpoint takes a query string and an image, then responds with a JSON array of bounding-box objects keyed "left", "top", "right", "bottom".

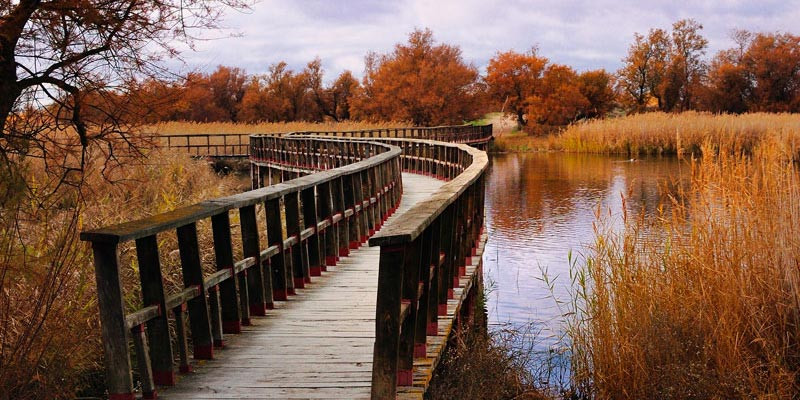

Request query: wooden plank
[{"left": 159, "top": 173, "right": 446, "bottom": 400}]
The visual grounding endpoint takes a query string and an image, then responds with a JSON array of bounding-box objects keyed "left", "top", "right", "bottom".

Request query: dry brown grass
[
  {"left": 0, "top": 149, "right": 241, "bottom": 399},
  {"left": 557, "top": 111, "right": 800, "bottom": 156},
  {"left": 568, "top": 138, "right": 800, "bottom": 398}
]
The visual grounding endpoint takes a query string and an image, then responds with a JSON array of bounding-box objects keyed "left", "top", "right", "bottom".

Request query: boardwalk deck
[{"left": 159, "top": 172, "right": 487, "bottom": 399}]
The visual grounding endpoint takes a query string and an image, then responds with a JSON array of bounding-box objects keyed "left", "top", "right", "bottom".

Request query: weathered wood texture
[
  {"left": 82, "top": 128, "right": 489, "bottom": 400},
  {"left": 154, "top": 123, "right": 493, "bottom": 158},
  {"left": 159, "top": 173, "right": 475, "bottom": 400},
  {"left": 81, "top": 139, "right": 402, "bottom": 400}
]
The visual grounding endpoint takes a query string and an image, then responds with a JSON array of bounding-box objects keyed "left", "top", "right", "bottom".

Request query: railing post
[
  {"left": 371, "top": 244, "right": 407, "bottom": 399},
  {"left": 135, "top": 235, "right": 175, "bottom": 386},
  {"left": 176, "top": 222, "right": 214, "bottom": 360},
  {"left": 302, "top": 186, "right": 323, "bottom": 276},
  {"left": 211, "top": 212, "right": 243, "bottom": 333},
  {"left": 241, "top": 205, "right": 270, "bottom": 313},
  {"left": 318, "top": 181, "right": 338, "bottom": 267},
  {"left": 91, "top": 241, "right": 135, "bottom": 399},
  {"left": 266, "top": 197, "right": 291, "bottom": 300},
  {"left": 285, "top": 192, "right": 309, "bottom": 288}
]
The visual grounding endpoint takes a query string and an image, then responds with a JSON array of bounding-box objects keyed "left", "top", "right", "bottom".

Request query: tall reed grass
[
  {"left": 0, "top": 150, "right": 241, "bottom": 399},
  {"left": 558, "top": 111, "right": 800, "bottom": 156},
  {"left": 568, "top": 138, "right": 800, "bottom": 398}
]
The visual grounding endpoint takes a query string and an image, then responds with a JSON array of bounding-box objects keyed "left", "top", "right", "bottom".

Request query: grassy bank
[
  {"left": 0, "top": 150, "right": 242, "bottom": 399},
  {"left": 568, "top": 140, "right": 800, "bottom": 397},
  {"left": 492, "top": 112, "right": 800, "bottom": 157}
]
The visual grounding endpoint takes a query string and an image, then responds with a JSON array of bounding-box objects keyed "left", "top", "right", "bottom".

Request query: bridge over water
[{"left": 81, "top": 125, "right": 492, "bottom": 399}]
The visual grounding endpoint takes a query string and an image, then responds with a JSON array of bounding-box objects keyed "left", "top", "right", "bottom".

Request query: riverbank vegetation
[
  {"left": 0, "top": 151, "right": 241, "bottom": 398},
  {"left": 493, "top": 111, "right": 800, "bottom": 156},
  {"left": 568, "top": 139, "right": 800, "bottom": 397}
]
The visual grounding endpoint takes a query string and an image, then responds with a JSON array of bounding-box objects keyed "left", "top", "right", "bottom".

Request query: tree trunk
[{"left": 516, "top": 109, "right": 525, "bottom": 130}]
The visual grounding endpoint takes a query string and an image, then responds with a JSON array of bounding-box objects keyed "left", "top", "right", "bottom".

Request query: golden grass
[
  {"left": 568, "top": 139, "right": 800, "bottom": 398},
  {"left": 0, "top": 149, "right": 242, "bottom": 399},
  {"left": 557, "top": 111, "right": 800, "bottom": 156},
  {"left": 491, "top": 112, "right": 800, "bottom": 157}
]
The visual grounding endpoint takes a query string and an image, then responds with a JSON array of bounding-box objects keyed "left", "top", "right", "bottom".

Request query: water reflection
[{"left": 483, "top": 153, "right": 685, "bottom": 348}]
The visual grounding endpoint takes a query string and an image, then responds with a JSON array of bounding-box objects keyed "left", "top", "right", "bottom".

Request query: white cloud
[{"left": 173, "top": 0, "right": 800, "bottom": 79}]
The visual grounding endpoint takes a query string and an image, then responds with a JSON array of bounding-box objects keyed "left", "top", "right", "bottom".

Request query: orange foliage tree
[
  {"left": 353, "top": 29, "right": 484, "bottom": 125},
  {"left": 578, "top": 70, "right": 617, "bottom": 119},
  {"left": 485, "top": 49, "right": 548, "bottom": 128},
  {"left": 527, "top": 64, "right": 590, "bottom": 126}
]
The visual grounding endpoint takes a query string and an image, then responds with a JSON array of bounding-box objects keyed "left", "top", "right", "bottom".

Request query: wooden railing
[
  {"left": 155, "top": 133, "right": 252, "bottom": 157},
  {"left": 80, "top": 138, "right": 402, "bottom": 400},
  {"left": 154, "top": 123, "right": 493, "bottom": 157},
  {"left": 293, "top": 123, "right": 494, "bottom": 148},
  {"left": 365, "top": 140, "right": 487, "bottom": 398},
  {"left": 252, "top": 136, "right": 489, "bottom": 398}
]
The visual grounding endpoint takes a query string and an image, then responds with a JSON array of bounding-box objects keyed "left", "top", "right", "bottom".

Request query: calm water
[{"left": 482, "top": 153, "right": 685, "bottom": 350}]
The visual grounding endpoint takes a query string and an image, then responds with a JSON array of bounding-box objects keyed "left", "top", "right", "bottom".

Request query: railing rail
[
  {"left": 81, "top": 138, "right": 403, "bottom": 400},
  {"left": 153, "top": 123, "right": 493, "bottom": 157}
]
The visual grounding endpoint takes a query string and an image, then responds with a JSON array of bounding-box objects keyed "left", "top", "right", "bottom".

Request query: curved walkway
[{"left": 161, "top": 173, "right": 443, "bottom": 399}]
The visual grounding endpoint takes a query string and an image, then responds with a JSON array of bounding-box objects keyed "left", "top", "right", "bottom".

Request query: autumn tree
[
  {"left": 662, "top": 19, "right": 708, "bottom": 111},
  {"left": 485, "top": 49, "right": 548, "bottom": 128},
  {"left": 743, "top": 32, "right": 800, "bottom": 112},
  {"left": 617, "top": 20, "right": 707, "bottom": 112},
  {"left": 617, "top": 29, "right": 669, "bottom": 110},
  {"left": 353, "top": 29, "right": 483, "bottom": 125},
  {"left": 578, "top": 70, "right": 616, "bottom": 118},
  {"left": 527, "top": 64, "right": 589, "bottom": 126},
  {"left": 0, "top": 0, "right": 249, "bottom": 184},
  {"left": 306, "top": 58, "right": 359, "bottom": 121},
  {"left": 703, "top": 47, "right": 750, "bottom": 113}
]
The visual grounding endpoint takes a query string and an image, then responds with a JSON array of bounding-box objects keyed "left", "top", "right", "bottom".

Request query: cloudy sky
[{"left": 179, "top": 0, "right": 800, "bottom": 80}]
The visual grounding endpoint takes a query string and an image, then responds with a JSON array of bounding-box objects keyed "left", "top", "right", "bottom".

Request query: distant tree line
[{"left": 122, "top": 23, "right": 800, "bottom": 132}]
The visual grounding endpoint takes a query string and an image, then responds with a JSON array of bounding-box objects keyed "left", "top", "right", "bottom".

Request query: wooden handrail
[{"left": 81, "top": 137, "right": 403, "bottom": 400}]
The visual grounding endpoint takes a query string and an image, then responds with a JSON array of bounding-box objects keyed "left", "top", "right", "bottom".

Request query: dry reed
[
  {"left": 568, "top": 138, "right": 800, "bottom": 398},
  {"left": 0, "top": 149, "right": 241, "bottom": 399},
  {"left": 557, "top": 111, "right": 800, "bottom": 156}
]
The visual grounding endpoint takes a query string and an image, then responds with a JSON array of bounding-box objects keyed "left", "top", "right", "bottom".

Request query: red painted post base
[
  {"left": 249, "top": 304, "right": 267, "bottom": 316},
  {"left": 368, "top": 228, "right": 375, "bottom": 236},
  {"left": 293, "top": 277, "right": 305, "bottom": 289},
  {"left": 448, "top": 288, "right": 454, "bottom": 299},
  {"left": 153, "top": 370, "right": 176, "bottom": 386},
  {"left": 179, "top": 364, "right": 192, "bottom": 373},
  {"left": 213, "top": 339, "right": 225, "bottom": 349},
  {"left": 459, "top": 266, "right": 466, "bottom": 276},
  {"left": 453, "top": 277, "right": 460, "bottom": 288},
  {"left": 414, "top": 343, "right": 426, "bottom": 358},
  {"left": 143, "top": 390, "right": 158, "bottom": 400},
  {"left": 109, "top": 394, "right": 136, "bottom": 400},
  {"left": 265, "top": 302, "right": 275, "bottom": 310},
  {"left": 427, "top": 322, "right": 438, "bottom": 336},
  {"left": 273, "top": 289, "right": 288, "bottom": 301},
  {"left": 193, "top": 344, "right": 214, "bottom": 360},
  {"left": 304, "top": 276, "right": 311, "bottom": 284},
  {"left": 310, "top": 266, "right": 322, "bottom": 276},
  {"left": 397, "top": 369, "right": 413, "bottom": 386},
  {"left": 349, "top": 241, "right": 360, "bottom": 250},
  {"left": 438, "top": 304, "right": 448, "bottom": 316},
  {"left": 222, "top": 320, "right": 241, "bottom": 334},
  {"left": 241, "top": 317, "right": 252, "bottom": 326},
  {"left": 325, "top": 256, "right": 337, "bottom": 266},
  {"left": 288, "top": 288, "right": 296, "bottom": 296},
  {"left": 340, "top": 247, "right": 350, "bottom": 257}
]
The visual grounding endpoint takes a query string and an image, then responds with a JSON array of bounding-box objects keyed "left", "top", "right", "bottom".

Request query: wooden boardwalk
[{"left": 158, "top": 172, "right": 486, "bottom": 399}]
